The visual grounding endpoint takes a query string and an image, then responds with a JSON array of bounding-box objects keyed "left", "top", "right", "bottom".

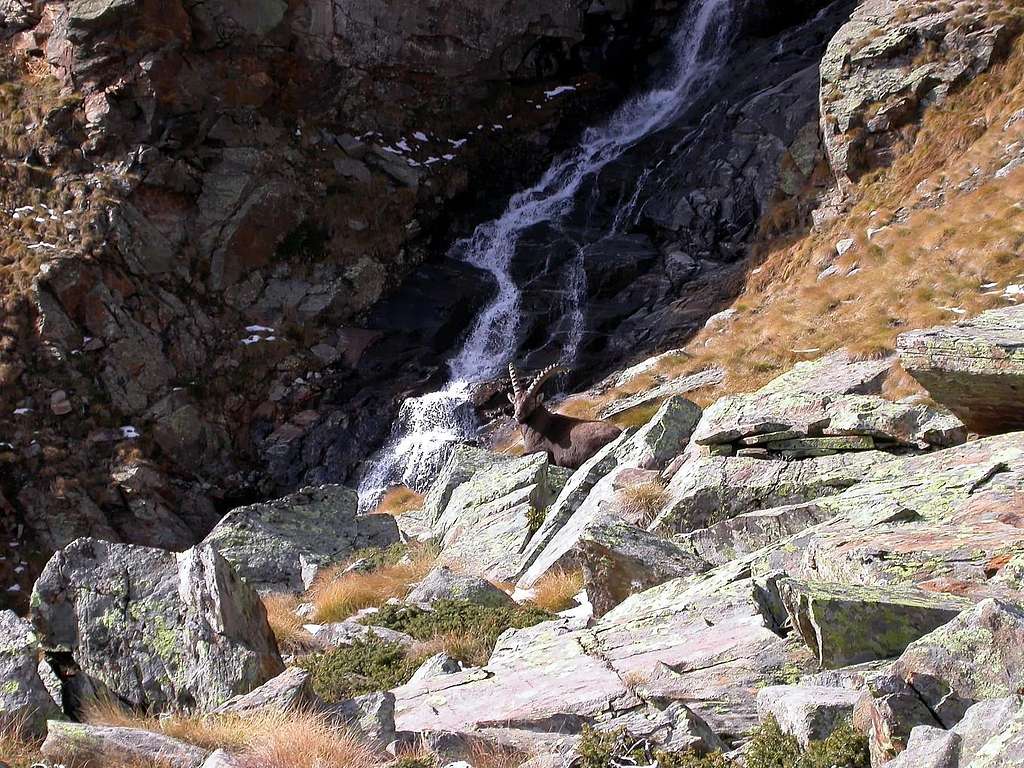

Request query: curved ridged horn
[
  {"left": 525, "top": 364, "right": 566, "bottom": 400},
  {"left": 509, "top": 363, "right": 527, "bottom": 397}
]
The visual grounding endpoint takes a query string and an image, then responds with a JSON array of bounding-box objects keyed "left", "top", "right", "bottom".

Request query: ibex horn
[
  {"left": 508, "top": 363, "right": 526, "bottom": 397},
  {"left": 525, "top": 364, "right": 567, "bottom": 400}
]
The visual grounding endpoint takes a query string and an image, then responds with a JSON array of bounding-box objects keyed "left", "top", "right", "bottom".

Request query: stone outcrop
[
  {"left": 31, "top": 538, "right": 284, "bottom": 715},
  {"left": 395, "top": 560, "right": 816, "bottom": 747},
  {"left": 41, "top": 722, "right": 208, "bottom": 768},
  {"left": 213, "top": 666, "right": 313, "bottom": 715},
  {"left": 820, "top": 0, "right": 1019, "bottom": 188},
  {"left": 0, "top": 610, "right": 61, "bottom": 737},
  {"left": 898, "top": 306, "right": 1024, "bottom": 434},
  {"left": 407, "top": 567, "right": 514, "bottom": 608},
  {"left": 432, "top": 452, "right": 567, "bottom": 580},
  {"left": 756, "top": 684, "right": 861, "bottom": 747},
  {"left": 779, "top": 579, "right": 972, "bottom": 668},
  {"left": 653, "top": 450, "right": 887, "bottom": 535},
  {"left": 611, "top": 396, "right": 702, "bottom": 470},
  {"left": 203, "top": 485, "right": 399, "bottom": 592},
  {"left": 576, "top": 512, "right": 708, "bottom": 617}
]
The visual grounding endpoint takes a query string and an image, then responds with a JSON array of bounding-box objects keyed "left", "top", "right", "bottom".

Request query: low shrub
[
  {"left": 296, "top": 636, "right": 419, "bottom": 702},
  {"left": 746, "top": 716, "right": 869, "bottom": 768},
  {"left": 364, "top": 599, "right": 552, "bottom": 666}
]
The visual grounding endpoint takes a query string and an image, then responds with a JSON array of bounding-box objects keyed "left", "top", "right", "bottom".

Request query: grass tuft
[{"left": 529, "top": 568, "right": 585, "bottom": 613}]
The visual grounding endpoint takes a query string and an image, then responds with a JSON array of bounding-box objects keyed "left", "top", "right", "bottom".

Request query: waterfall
[{"left": 358, "top": 0, "right": 736, "bottom": 509}]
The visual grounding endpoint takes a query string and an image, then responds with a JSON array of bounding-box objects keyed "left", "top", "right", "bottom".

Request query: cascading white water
[{"left": 358, "top": 0, "right": 735, "bottom": 508}]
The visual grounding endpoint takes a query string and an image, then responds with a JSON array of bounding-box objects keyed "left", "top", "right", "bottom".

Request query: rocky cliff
[{"left": 0, "top": 0, "right": 690, "bottom": 600}]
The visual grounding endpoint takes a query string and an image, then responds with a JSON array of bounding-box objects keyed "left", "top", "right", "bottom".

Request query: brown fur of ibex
[{"left": 508, "top": 363, "right": 622, "bottom": 470}]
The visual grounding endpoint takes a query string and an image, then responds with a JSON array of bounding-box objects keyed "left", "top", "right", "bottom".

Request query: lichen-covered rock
[
  {"left": 0, "top": 610, "right": 60, "bottom": 737},
  {"left": 757, "top": 349, "right": 894, "bottom": 397},
  {"left": 305, "top": 621, "right": 414, "bottom": 649},
  {"left": 893, "top": 599, "right": 1024, "bottom": 727},
  {"left": 407, "top": 567, "right": 514, "bottom": 608},
  {"left": 203, "top": 485, "right": 399, "bottom": 592},
  {"left": 820, "top": 0, "right": 1015, "bottom": 188},
  {"left": 31, "top": 538, "right": 284, "bottom": 715},
  {"left": 654, "top": 451, "right": 886, "bottom": 535},
  {"left": 433, "top": 452, "right": 564, "bottom": 580},
  {"left": 41, "top": 721, "right": 208, "bottom": 768},
  {"left": 396, "top": 560, "right": 816, "bottom": 748},
  {"left": 576, "top": 512, "right": 709, "bottom": 617},
  {"left": 759, "top": 434, "right": 1024, "bottom": 597},
  {"left": 612, "top": 396, "right": 702, "bottom": 470},
  {"left": 898, "top": 306, "right": 1024, "bottom": 434},
  {"left": 515, "top": 432, "right": 630, "bottom": 585},
  {"left": 779, "top": 579, "right": 972, "bottom": 668},
  {"left": 756, "top": 684, "right": 861, "bottom": 747},
  {"left": 213, "top": 666, "right": 312, "bottom": 715},
  {"left": 323, "top": 690, "right": 396, "bottom": 745},
  {"left": 422, "top": 446, "right": 515, "bottom": 525},
  {"left": 884, "top": 725, "right": 958, "bottom": 768},
  {"left": 409, "top": 653, "right": 464, "bottom": 685}
]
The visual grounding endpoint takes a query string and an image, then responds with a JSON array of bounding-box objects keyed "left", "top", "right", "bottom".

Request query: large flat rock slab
[
  {"left": 779, "top": 579, "right": 971, "bottom": 668},
  {"left": 898, "top": 306, "right": 1024, "bottom": 434},
  {"left": 396, "top": 560, "right": 814, "bottom": 747}
]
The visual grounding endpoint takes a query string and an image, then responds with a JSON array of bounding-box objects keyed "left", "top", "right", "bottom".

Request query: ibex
[{"left": 508, "top": 363, "right": 622, "bottom": 470}]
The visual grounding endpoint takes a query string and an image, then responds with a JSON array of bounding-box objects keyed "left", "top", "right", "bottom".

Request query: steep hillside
[{"left": 564, "top": 0, "right": 1024, "bottom": 420}]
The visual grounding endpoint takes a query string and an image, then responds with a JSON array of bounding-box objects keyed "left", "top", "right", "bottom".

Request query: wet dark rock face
[{"left": 0, "top": 0, "right": 857, "bottom": 601}]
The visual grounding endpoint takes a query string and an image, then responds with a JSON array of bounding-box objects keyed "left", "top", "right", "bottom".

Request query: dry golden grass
[
  {"left": 606, "top": 31, "right": 1024, "bottom": 402},
  {"left": 238, "top": 711, "right": 378, "bottom": 768},
  {"left": 84, "top": 700, "right": 380, "bottom": 768},
  {"left": 529, "top": 568, "right": 584, "bottom": 613},
  {"left": 261, "top": 594, "right": 320, "bottom": 655},
  {"left": 406, "top": 630, "right": 496, "bottom": 668},
  {"left": 374, "top": 486, "right": 423, "bottom": 516},
  {"left": 309, "top": 547, "right": 437, "bottom": 624},
  {"left": 615, "top": 481, "right": 669, "bottom": 527},
  {"left": 0, "top": 720, "right": 43, "bottom": 767}
]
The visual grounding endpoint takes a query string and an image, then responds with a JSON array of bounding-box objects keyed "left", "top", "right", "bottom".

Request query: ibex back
[{"left": 508, "top": 363, "right": 622, "bottom": 470}]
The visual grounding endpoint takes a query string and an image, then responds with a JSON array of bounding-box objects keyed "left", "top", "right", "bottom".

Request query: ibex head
[{"left": 507, "top": 363, "right": 565, "bottom": 423}]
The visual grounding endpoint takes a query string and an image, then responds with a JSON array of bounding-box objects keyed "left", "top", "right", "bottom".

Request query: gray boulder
[
  {"left": 779, "top": 579, "right": 971, "bottom": 668},
  {"left": 433, "top": 452, "right": 563, "bottom": 580},
  {"left": 203, "top": 485, "right": 399, "bottom": 592},
  {"left": 893, "top": 599, "right": 1024, "bottom": 727},
  {"left": 515, "top": 432, "right": 629, "bottom": 585},
  {"left": 898, "top": 306, "right": 1024, "bottom": 434},
  {"left": 756, "top": 684, "right": 861, "bottom": 747},
  {"left": 41, "top": 721, "right": 208, "bottom": 768},
  {"left": 576, "top": 513, "right": 709, "bottom": 617},
  {"left": 306, "top": 621, "right": 414, "bottom": 649},
  {"left": 323, "top": 690, "right": 396, "bottom": 744},
  {"left": 409, "top": 653, "right": 465, "bottom": 685},
  {"left": 31, "top": 538, "right": 284, "bottom": 715},
  {"left": 407, "top": 567, "right": 514, "bottom": 608},
  {"left": 213, "top": 666, "right": 312, "bottom": 715},
  {"left": 653, "top": 450, "right": 885, "bottom": 535},
  {"left": 0, "top": 610, "right": 61, "bottom": 737},
  {"left": 612, "top": 396, "right": 702, "bottom": 470},
  {"left": 422, "top": 445, "right": 514, "bottom": 525},
  {"left": 885, "top": 697, "right": 1024, "bottom": 768}
]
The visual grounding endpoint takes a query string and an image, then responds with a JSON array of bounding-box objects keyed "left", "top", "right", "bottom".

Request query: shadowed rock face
[
  {"left": 898, "top": 306, "right": 1024, "bottom": 435},
  {"left": 0, "top": 0, "right": 688, "bottom": 596}
]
